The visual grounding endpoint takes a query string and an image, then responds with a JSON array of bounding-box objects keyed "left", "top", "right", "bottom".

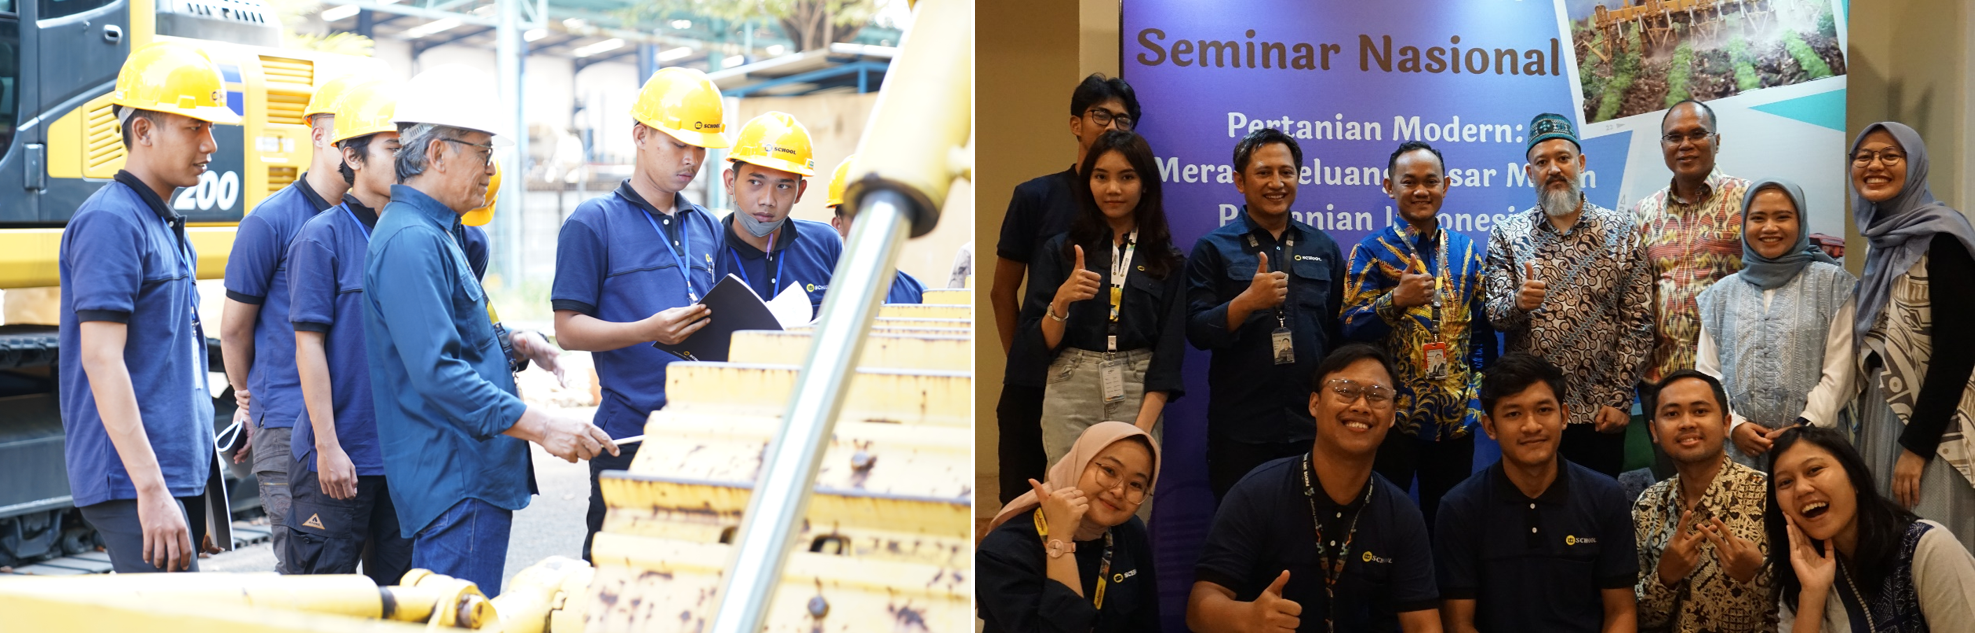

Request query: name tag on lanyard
[
  {"left": 1102, "top": 230, "right": 1139, "bottom": 404},
  {"left": 1249, "top": 232, "right": 1295, "bottom": 366},
  {"left": 1401, "top": 228, "right": 1452, "bottom": 379}
]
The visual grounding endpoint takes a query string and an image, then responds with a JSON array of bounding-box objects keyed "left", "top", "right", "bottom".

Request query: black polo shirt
[
  {"left": 1182, "top": 212, "right": 1345, "bottom": 444},
  {"left": 976, "top": 511, "right": 1160, "bottom": 633},
  {"left": 1195, "top": 455, "right": 1438, "bottom": 632},
  {"left": 998, "top": 166, "right": 1081, "bottom": 387},
  {"left": 1433, "top": 459, "right": 1638, "bottom": 632},
  {"left": 1013, "top": 232, "right": 1188, "bottom": 398}
]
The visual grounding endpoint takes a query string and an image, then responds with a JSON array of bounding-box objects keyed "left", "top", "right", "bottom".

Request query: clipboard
[
  {"left": 203, "top": 443, "right": 233, "bottom": 552},
  {"left": 652, "top": 274, "right": 787, "bottom": 362}
]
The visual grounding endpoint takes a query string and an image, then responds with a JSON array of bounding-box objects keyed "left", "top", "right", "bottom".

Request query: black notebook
[{"left": 652, "top": 274, "right": 790, "bottom": 362}]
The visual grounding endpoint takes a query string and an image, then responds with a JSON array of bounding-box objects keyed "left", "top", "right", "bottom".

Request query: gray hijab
[
  {"left": 1849, "top": 121, "right": 1975, "bottom": 347},
  {"left": 1738, "top": 178, "right": 1835, "bottom": 290}
]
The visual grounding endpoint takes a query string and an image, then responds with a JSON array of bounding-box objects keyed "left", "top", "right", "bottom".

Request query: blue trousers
[{"left": 411, "top": 497, "right": 512, "bottom": 597}]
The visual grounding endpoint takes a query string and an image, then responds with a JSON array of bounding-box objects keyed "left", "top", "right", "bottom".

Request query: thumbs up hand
[
  {"left": 1248, "top": 570, "right": 1302, "bottom": 632},
  {"left": 1516, "top": 260, "right": 1548, "bottom": 312},
  {"left": 1240, "top": 253, "right": 1290, "bottom": 311},
  {"left": 1392, "top": 255, "right": 1435, "bottom": 308},
  {"left": 1051, "top": 245, "right": 1104, "bottom": 319}
]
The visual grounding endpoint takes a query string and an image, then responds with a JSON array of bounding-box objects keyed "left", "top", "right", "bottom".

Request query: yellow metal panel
[
  {"left": 663, "top": 363, "right": 970, "bottom": 426},
  {"left": 727, "top": 331, "right": 972, "bottom": 371},
  {"left": 878, "top": 303, "right": 970, "bottom": 319},
  {"left": 188, "top": 226, "right": 240, "bottom": 279},
  {"left": 0, "top": 229, "right": 63, "bottom": 289},
  {"left": 45, "top": 104, "right": 83, "bottom": 179},
  {"left": 919, "top": 288, "right": 972, "bottom": 305},
  {"left": 626, "top": 413, "right": 972, "bottom": 498},
  {"left": 258, "top": 56, "right": 314, "bottom": 127},
  {"left": 0, "top": 585, "right": 427, "bottom": 633},
  {"left": 81, "top": 95, "right": 126, "bottom": 178}
]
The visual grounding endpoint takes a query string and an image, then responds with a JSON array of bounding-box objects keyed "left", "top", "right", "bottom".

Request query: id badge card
[
  {"left": 1422, "top": 341, "right": 1449, "bottom": 378},
  {"left": 1099, "top": 358, "right": 1128, "bottom": 404},
  {"left": 1271, "top": 326, "right": 1295, "bottom": 365}
]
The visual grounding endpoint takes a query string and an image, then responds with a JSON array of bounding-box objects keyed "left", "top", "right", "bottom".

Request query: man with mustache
[
  {"left": 1630, "top": 100, "right": 1750, "bottom": 455},
  {"left": 58, "top": 41, "right": 241, "bottom": 573},
  {"left": 1630, "top": 370, "right": 1776, "bottom": 631},
  {"left": 1482, "top": 113, "right": 1654, "bottom": 478},
  {"left": 1189, "top": 344, "right": 1442, "bottom": 633},
  {"left": 551, "top": 67, "right": 728, "bottom": 562},
  {"left": 1435, "top": 353, "right": 1639, "bottom": 632},
  {"left": 1186, "top": 128, "right": 1347, "bottom": 501}
]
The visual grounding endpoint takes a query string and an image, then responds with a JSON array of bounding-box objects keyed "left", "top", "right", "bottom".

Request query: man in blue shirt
[
  {"left": 59, "top": 42, "right": 240, "bottom": 573},
  {"left": 367, "top": 65, "right": 615, "bottom": 596},
  {"left": 825, "top": 154, "right": 924, "bottom": 304},
  {"left": 551, "top": 67, "right": 727, "bottom": 563},
  {"left": 1186, "top": 128, "right": 1346, "bottom": 502},
  {"left": 993, "top": 74, "right": 1140, "bottom": 505},
  {"left": 220, "top": 73, "right": 362, "bottom": 573},
  {"left": 1434, "top": 353, "right": 1639, "bottom": 631},
  {"left": 714, "top": 112, "right": 842, "bottom": 316},
  {"left": 1189, "top": 344, "right": 1441, "bottom": 633}
]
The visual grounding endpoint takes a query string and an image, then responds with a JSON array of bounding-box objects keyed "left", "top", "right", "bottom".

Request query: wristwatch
[
  {"left": 1046, "top": 538, "right": 1077, "bottom": 559},
  {"left": 1047, "top": 304, "right": 1068, "bottom": 322}
]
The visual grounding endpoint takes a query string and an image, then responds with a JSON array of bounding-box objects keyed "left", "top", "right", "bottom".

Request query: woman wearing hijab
[
  {"left": 1696, "top": 178, "right": 1857, "bottom": 470},
  {"left": 1765, "top": 426, "right": 1975, "bottom": 631},
  {"left": 977, "top": 421, "right": 1161, "bottom": 632},
  {"left": 1847, "top": 121, "right": 1975, "bottom": 553}
]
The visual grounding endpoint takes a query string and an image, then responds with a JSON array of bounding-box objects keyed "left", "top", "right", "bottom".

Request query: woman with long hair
[
  {"left": 1015, "top": 129, "right": 1186, "bottom": 476},
  {"left": 1765, "top": 426, "right": 1975, "bottom": 631},
  {"left": 1846, "top": 122, "right": 1975, "bottom": 552},
  {"left": 976, "top": 422, "right": 1163, "bottom": 632}
]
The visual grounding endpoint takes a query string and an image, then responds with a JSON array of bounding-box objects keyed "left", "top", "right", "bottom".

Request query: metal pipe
[
  {"left": 706, "top": 191, "right": 912, "bottom": 633},
  {"left": 496, "top": 0, "right": 524, "bottom": 286}
]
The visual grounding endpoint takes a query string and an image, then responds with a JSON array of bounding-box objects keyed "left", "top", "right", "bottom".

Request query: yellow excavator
[
  {"left": 0, "top": 0, "right": 379, "bottom": 569},
  {"left": 0, "top": 0, "right": 974, "bottom": 630}
]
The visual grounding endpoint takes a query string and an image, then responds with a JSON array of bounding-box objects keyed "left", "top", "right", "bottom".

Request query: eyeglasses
[
  {"left": 1086, "top": 107, "right": 1133, "bottom": 131},
  {"left": 1850, "top": 150, "right": 1905, "bottom": 167},
  {"left": 440, "top": 137, "right": 496, "bottom": 167},
  {"left": 1660, "top": 130, "right": 1714, "bottom": 145},
  {"left": 1324, "top": 378, "right": 1395, "bottom": 408},
  {"left": 1089, "top": 460, "right": 1150, "bottom": 503}
]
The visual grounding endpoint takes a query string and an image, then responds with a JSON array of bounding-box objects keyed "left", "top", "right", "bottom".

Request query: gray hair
[{"left": 394, "top": 122, "right": 466, "bottom": 183}]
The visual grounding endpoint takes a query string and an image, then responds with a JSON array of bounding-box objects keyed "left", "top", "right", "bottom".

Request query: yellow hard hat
[
  {"left": 826, "top": 154, "right": 857, "bottom": 208},
  {"left": 631, "top": 67, "right": 730, "bottom": 149},
  {"left": 727, "top": 112, "right": 815, "bottom": 177},
  {"left": 330, "top": 82, "right": 395, "bottom": 145},
  {"left": 112, "top": 41, "right": 241, "bottom": 125},
  {"left": 463, "top": 161, "right": 501, "bottom": 226},
  {"left": 304, "top": 74, "right": 370, "bottom": 120}
]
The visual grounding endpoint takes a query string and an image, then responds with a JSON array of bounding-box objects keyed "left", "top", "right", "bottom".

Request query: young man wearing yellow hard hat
[
  {"left": 715, "top": 111, "right": 843, "bottom": 315},
  {"left": 550, "top": 67, "right": 726, "bottom": 563},
  {"left": 825, "top": 154, "right": 924, "bottom": 304},
  {"left": 218, "top": 71, "right": 366, "bottom": 574},
  {"left": 58, "top": 41, "right": 243, "bottom": 573},
  {"left": 280, "top": 81, "right": 419, "bottom": 585}
]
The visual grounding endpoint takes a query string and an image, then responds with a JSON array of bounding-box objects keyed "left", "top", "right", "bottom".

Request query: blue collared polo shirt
[
  {"left": 362, "top": 185, "right": 534, "bottom": 537},
  {"left": 714, "top": 215, "right": 842, "bottom": 317},
  {"left": 223, "top": 175, "right": 331, "bottom": 430},
  {"left": 58, "top": 170, "right": 217, "bottom": 507}
]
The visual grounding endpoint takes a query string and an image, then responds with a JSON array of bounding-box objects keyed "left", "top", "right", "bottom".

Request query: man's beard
[{"left": 1538, "top": 177, "right": 1581, "bottom": 218}]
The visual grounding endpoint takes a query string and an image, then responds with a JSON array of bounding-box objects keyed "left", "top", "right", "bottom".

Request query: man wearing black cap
[{"left": 1480, "top": 113, "right": 1653, "bottom": 478}]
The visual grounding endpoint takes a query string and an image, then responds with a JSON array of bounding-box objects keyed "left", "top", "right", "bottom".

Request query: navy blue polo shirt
[
  {"left": 550, "top": 182, "right": 719, "bottom": 439},
  {"left": 997, "top": 167, "right": 1080, "bottom": 387},
  {"left": 58, "top": 170, "right": 217, "bottom": 507},
  {"left": 363, "top": 185, "right": 534, "bottom": 537},
  {"left": 1196, "top": 455, "right": 1438, "bottom": 632},
  {"left": 223, "top": 175, "right": 332, "bottom": 430},
  {"left": 1433, "top": 460, "right": 1639, "bottom": 632},
  {"left": 1183, "top": 211, "right": 1345, "bottom": 444},
  {"left": 885, "top": 270, "right": 926, "bottom": 304},
  {"left": 714, "top": 215, "right": 842, "bottom": 317},
  {"left": 976, "top": 512, "right": 1160, "bottom": 632}
]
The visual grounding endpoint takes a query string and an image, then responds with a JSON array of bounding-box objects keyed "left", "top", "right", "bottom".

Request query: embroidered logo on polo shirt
[
  {"left": 1566, "top": 535, "right": 1596, "bottom": 546},
  {"left": 807, "top": 283, "right": 826, "bottom": 292},
  {"left": 1361, "top": 551, "right": 1392, "bottom": 564},
  {"left": 1112, "top": 569, "right": 1137, "bottom": 582}
]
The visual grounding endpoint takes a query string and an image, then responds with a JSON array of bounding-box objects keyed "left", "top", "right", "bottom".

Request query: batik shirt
[
  {"left": 1634, "top": 170, "right": 1749, "bottom": 383},
  {"left": 1483, "top": 199, "right": 1655, "bottom": 426},
  {"left": 1343, "top": 224, "right": 1493, "bottom": 442},
  {"left": 1633, "top": 459, "right": 1777, "bottom": 632}
]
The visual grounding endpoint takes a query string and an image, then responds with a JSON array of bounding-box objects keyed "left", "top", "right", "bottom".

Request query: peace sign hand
[
  {"left": 1655, "top": 509, "right": 1706, "bottom": 587},
  {"left": 1701, "top": 517, "right": 1764, "bottom": 583}
]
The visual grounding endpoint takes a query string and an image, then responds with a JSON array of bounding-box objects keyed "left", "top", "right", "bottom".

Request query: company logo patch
[
  {"left": 1361, "top": 551, "right": 1392, "bottom": 564},
  {"left": 692, "top": 121, "right": 722, "bottom": 131},
  {"left": 806, "top": 283, "right": 826, "bottom": 293},
  {"left": 1112, "top": 569, "right": 1137, "bottom": 583},
  {"left": 303, "top": 513, "right": 324, "bottom": 530},
  {"left": 1566, "top": 535, "right": 1596, "bottom": 546}
]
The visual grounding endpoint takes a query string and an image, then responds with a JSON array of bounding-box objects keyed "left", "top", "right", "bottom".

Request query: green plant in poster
[
  {"left": 1666, "top": 41, "right": 1695, "bottom": 107},
  {"left": 1784, "top": 30, "right": 1833, "bottom": 79}
]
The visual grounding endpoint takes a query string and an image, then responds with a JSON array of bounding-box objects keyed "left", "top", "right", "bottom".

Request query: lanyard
[
  {"left": 1394, "top": 226, "right": 1450, "bottom": 331},
  {"left": 1304, "top": 452, "right": 1371, "bottom": 633},
  {"left": 1107, "top": 229, "right": 1138, "bottom": 353},
  {"left": 640, "top": 207, "right": 704, "bottom": 303},
  {"left": 1031, "top": 509, "right": 1117, "bottom": 612},
  {"left": 164, "top": 214, "right": 206, "bottom": 394},
  {"left": 729, "top": 231, "right": 785, "bottom": 299},
  {"left": 1245, "top": 231, "right": 1294, "bottom": 328}
]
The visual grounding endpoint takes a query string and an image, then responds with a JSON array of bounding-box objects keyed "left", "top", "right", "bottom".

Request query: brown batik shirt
[{"left": 1631, "top": 459, "right": 1778, "bottom": 632}]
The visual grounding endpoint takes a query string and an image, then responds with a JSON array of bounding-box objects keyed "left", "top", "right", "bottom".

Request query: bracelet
[{"left": 1047, "top": 304, "right": 1068, "bottom": 322}]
